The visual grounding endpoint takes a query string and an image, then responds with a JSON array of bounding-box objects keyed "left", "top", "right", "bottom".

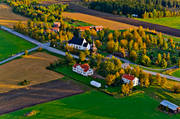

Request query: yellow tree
[
  {"left": 25, "top": 50, "right": 28, "bottom": 56},
  {"left": 156, "top": 73, "right": 161, "bottom": 85},
  {"left": 130, "top": 50, "right": 137, "bottom": 61},
  {"left": 144, "top": 78, "right": 150, "bottom": 88},
  {"left": 108, "top": 33, "right": 113, "bottom": 41},
  {"left": 107, "top": 40, "right": 115, "bottom": 53},
  {"left": 161, "top": 77, "right": 167, "bottom": 87},
  {"left": 129, "top": 80, "right": 134, "bottom": 90},
  {"left": 105, "top": 74, "right": 116, "bottom": 85},
  {"left": 121, "top": 84, "right": 126, "bottom": 95},
  {"left": 95, "top": 40, "right": 102, "bottom": 48},
  {"left": 119, "top": 68, "right": 125, "bottom": 76},
  {"left": 140, "top": 78, "right": 144, "bottom": 87},
  {"left": 79, "top": 51, "right": 86, "bottom": 62}
]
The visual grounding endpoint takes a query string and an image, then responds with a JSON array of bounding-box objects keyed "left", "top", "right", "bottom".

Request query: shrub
[
  {"left": 19, "top": 80, "right": 30, "bottom": 86},
  {"left": 171, "top": 85, "right": 180, "bottom": 93},
  {"left": 25, "top": 110, "right": 39, "bottom": 117}
]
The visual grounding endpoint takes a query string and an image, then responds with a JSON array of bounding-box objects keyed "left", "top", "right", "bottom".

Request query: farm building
[
  {"left": 73, "top": 63, "right": 93, "bottom": 76},
  {"left": 53, "top": 22, "right": 61, "bottom": 27},
  {"left": 51, "top": 27, "right": 60, "bottom": 32},
  {"left": 159, "top": 100, "right": 180, "bottom": 113},
  {"left": 77, "top": 26, "right": 103, "bottom": 32},
  {"left": 51, "top": 22, "right": 61, "bottom": 32},
  {"left": 77, "top": 26, "right": 92, "bottom": 32},
  {"left": 122, "top": 74, "right": 139, "bottom": 86},
  {"left": 93, "top": 26, "right": 103, "bottom": 31},
  {"left": 68, "top": 37, "right": 90, "bottom": 50}
]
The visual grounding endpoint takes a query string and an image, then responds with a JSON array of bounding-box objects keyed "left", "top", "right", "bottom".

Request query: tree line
[
  {"left": 143, "top": 9, "right": 180, "bottom": 18},
  {"left": 84, "top": 0, "right": 180, "bottom": 18},
  {"left": 7, "top": 0, "right": 67, "bottom": 22}
]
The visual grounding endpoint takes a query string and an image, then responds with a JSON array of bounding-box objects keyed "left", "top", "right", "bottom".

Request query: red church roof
[{"left": 122, "top": 74, "right": 135, "bottom": 80}]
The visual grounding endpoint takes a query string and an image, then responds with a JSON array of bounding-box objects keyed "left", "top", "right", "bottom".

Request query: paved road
[
  {"left": 68, "top": 3, "right": 180, "bottom": 37},
  {"left": 0, "top": 46, "right": 39, "bottom": 65},
  {"left": 109, "top": 55, "right": 177, "bottom": 71},
  {"left": 111, "top": 56, "right": 180, "bottom": 81},
  {"left": 1, "top": 26, "right": 180, "bottom": 81}
]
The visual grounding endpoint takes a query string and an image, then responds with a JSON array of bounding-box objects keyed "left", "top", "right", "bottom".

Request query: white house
[
  {"left": 73, "top": 63, "right": 93, "bottom": 76},
  {"left": 68, "top": 37, "right": 90, "bottom": 50},
  {"left": 122, "top": 74, "right": 139, "bottom": 86},
  {"left": 90, "top": 80, "right": 101, "bottom": 88}
]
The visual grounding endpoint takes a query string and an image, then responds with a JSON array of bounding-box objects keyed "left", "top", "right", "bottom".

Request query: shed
[
  {"left": 160, "top": 100, "right": 180, "bottom": 113},
  {"left": 90, "top": 80, "right": 101, "bottom": 88}
]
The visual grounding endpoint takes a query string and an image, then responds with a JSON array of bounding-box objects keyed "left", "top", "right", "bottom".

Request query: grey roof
[
  {"left": 160, "top": 100, "right": 179, "bottom": 111},
  {"left": 83, "top": 42, "right": 88, "bottom": 47},
  {"left": 68, "top": 37, "right": 84, "bottom": 45}
]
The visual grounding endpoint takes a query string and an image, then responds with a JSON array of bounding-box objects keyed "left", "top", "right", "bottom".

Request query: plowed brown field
[{"left": 0, "top": 52, "right": 63, "bottom": 93}]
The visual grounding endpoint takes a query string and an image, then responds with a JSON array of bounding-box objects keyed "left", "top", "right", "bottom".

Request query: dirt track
[
  {"left": 0, "top": 79, "right": 86, "bottom": 115},
  {"left": 68, "top": 3, "right": 180, "bottom": 37}
]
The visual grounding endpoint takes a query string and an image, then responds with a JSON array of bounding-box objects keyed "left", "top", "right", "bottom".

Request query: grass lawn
[
  {"left": 163, "top": 34, "right": 180, "bottom": 42},
  {"left": 172, "top": 70, "right": 180, "bottom": 78},
  {"left": 54, "top": 65, "right": 106, "bottom": 86},
  {"left": 0, "top": 91, "right": 179, "bottom": 119},
  {"left": 65, "top": 19, "right": 93, "bottom": 27},
  {"left": 0, "top": 29, "right": 36, "bottom": 61},
  {"left": 136, "top": 16, "right": 180, "bottom": 30}
]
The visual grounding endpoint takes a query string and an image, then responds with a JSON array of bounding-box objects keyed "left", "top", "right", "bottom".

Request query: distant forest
[{"left": 83, "top": 0, "right": 180, "bottom": 18}]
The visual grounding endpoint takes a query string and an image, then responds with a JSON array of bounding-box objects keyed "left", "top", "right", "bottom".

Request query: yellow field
[
  {"left": 0, "top": 52, "right": 63, "bottom": 93},
  {"left": 62, "top": 12, "right": 136, "bottom": 30},
  {"left": 0, "top": 3, "right": 28, "bottom": 28}
]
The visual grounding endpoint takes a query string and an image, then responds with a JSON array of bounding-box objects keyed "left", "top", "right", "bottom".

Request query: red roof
[
  {"left": 122, "top": 74, "right": 135, "bottom": 80},
  {"left": 54, "top": 22, "right": 61, "bottom": 27},
  {"left": 73, "top": 64, "right": 79, "bottom": 68},
  {"left": 51, "top": 27, "right": 59, "bottom": 32},
  {"left": 77, "top": 26, "right": 91, "bottom": 31},
  {"left": 80, "top": 64, "right": 90, "bottom": 72},
  {"left": 73, "top": 63, "right": 90, "bottom": 72}
]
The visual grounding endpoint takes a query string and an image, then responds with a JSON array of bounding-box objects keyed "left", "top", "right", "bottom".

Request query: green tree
[
  {"left": 141, "top": 55, "right": 151, "bottom": 66},
  {"left": 161, "top": 58, "right": 167, "bottom": 68}
]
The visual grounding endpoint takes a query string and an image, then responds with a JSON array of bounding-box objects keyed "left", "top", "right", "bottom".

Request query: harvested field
[
  {"left": 0, "top": 52, "right": 63, "bottom": 93},
  {"left": 40, "top": 0, "right": 80, "bottom": 4},
  {"left": 62, "top": 12, "right": 136, "bottom": 30},
  {"left": 68, "top": 3, "right": 180, "bottom": 37},
  {"left": 0, "top": 3, "right": 28, "bottom": 28},
  {"left": 0, "top": 79, "right": 85, "bottom": 115}
]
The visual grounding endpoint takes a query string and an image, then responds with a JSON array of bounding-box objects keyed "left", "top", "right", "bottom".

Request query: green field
[
  {"left": 172, "top": 70, "right": 180, "bottom": 78},
  {"left": 137, "top": 16, "right": 180, "bottom": 30},
  {"left": 0, "top": 91, "right": 179, "bottom": 119},
  {"left": 0, "top": 29, "right": 36, "bottom": 61}
]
